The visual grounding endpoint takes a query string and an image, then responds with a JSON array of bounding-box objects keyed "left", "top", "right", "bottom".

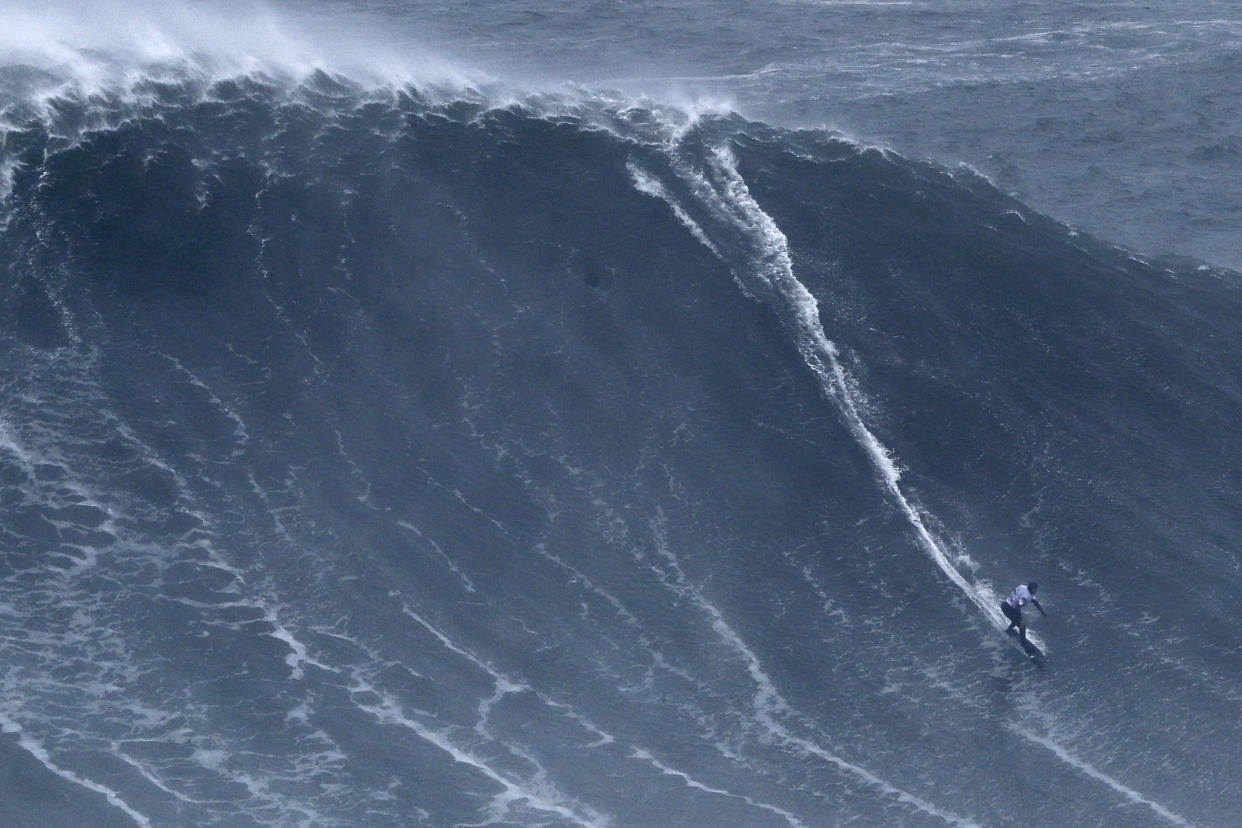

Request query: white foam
[
  {"left": 400, "top": 604, "right": 541, "bottom": 739},
  {"left": 0, "top": 154, "right": 17, "bottom": 204},
  {"left": 114, "top": 749, "right": 206, "bottom": 805},
  {"left": 543, "top": 698, "right": 617, "bottom": 749},
  {"left": 348, "top": 679, "right": 607, "bottom": 827},
  {"left": 264, "top": 617, "right": 334, "bottom": 681},
  {"left": 631, "top": 747, "right": 808, "bottom": 827},
  {"left": 627, "top": 162, "right": 723, "bottom": 258},
  {"left": 0, "top": 714, "right": 152, "bottom": 827},
  {"left": 190, "top": 747, "right": 227, "bottom": 770},
  {"left": 535, "top": 539, "right": 708, "bottom": 690},
  {"left": 1013, "top": 727, "right": 1188, "bottom": 826},
  {"left": 396, "top": 519, "right": 478, "bottom": 593},
  {"left": 157, "top": 352, "right": 250, "bottom": 458},
  {"left": 332, "top": 428, "right": 371, "bottom": 502},
  {"left": 0, "top": 418, "right": 32, "bottom": 465}
]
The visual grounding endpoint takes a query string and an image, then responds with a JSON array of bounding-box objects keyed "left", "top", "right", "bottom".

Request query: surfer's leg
[{"left": 1001, "top": 602, "right": 1019, "bottom": 632}]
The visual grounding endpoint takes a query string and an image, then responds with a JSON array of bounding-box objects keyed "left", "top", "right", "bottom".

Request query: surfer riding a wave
[{"left": 1001, "top": 581, "right": 1046, "bottom": 645}]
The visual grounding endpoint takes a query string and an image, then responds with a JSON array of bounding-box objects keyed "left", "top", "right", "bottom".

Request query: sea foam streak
[
  {"left": 0, "top": 715, "right": 152, "bottom": 827},
  {"left": 1013, "top": 727, "right": 1188, "bottom": 826}
]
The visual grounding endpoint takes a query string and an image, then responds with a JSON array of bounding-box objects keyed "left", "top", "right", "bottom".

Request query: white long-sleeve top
[{"left": 1006, "top": 584, "right": 1035, "bottom": 608}]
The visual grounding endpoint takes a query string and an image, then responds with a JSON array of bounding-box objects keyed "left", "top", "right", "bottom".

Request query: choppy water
[{"left": 1, "top": 2, "right": 1240, "bottom": 826}]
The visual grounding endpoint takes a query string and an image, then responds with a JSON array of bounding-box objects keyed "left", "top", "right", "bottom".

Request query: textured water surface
[{"left": 1, "top": 3, "right": 1240, "bottom": 826}]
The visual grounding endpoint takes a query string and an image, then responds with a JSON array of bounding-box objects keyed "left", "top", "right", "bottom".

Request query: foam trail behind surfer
[{"left": 629, "top": 144, "right": 1037, "bottom": 648}]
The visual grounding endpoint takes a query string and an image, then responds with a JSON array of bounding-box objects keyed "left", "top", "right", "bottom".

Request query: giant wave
[{"left": 1, "top": 53, "right": 1240, "bottom": 826}]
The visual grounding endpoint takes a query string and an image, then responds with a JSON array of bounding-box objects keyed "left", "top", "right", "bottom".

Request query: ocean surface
[{"left": 1, "top": 2, "right": 1240, "bottom": 826}]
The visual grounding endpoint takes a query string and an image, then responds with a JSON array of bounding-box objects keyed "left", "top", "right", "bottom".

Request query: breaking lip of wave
[
  {"left": 0, "top": 0, "right": 472, "bottom": 90},
  {"left": 0, "top": 0, "right": 743, "bottom": 137}
]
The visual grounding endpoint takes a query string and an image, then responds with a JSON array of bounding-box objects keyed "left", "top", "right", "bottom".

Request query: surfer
[{"left": 1001, "top": 581, "right": 1046, "bottom": 644}]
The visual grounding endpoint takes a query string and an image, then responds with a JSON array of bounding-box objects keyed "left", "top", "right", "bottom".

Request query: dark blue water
[{"left": 1, "top": 3, "right": 1240, "bottom": 826}]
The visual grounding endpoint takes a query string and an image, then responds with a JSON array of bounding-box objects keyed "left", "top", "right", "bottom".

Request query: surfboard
[{"left": 1007, "top": 628, "right": 1046, "bottom": 664}]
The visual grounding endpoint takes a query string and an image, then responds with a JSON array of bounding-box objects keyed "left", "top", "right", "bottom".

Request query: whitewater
[{"left": 2, "top": 2, "right": 1241, "bottom": 826}]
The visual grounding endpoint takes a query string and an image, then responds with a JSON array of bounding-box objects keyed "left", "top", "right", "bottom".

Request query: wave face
[{"left": 2, "top": 69, "right": 1241, "bottom": 827}]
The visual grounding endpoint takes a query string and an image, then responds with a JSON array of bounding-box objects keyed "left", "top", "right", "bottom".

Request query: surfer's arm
[{"left": 1031, "top": 598, "right": 1046, "bottom": 616}]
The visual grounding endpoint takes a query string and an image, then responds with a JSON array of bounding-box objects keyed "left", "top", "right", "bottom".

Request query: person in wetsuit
[{"left": 1001, "top": 581, "right": 1046, "bottom": 644}]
